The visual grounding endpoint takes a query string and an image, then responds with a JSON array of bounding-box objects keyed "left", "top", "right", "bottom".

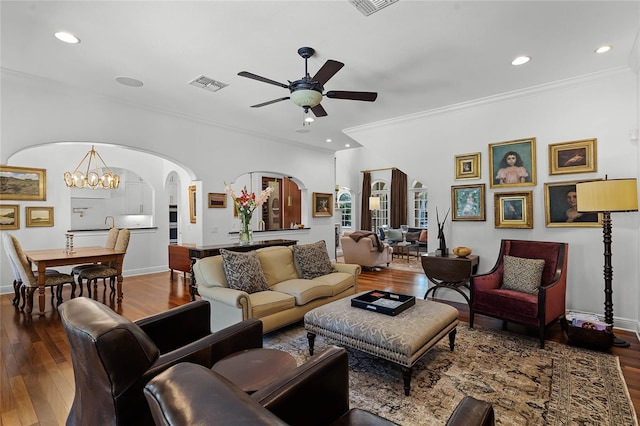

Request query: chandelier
[{"left": 63, "top": 145, "right": 120, "bottom": 189}]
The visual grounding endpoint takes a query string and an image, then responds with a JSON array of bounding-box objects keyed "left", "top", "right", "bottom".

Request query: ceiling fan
[{"left": 238, "top": 47, "right": 377, "bottom": 117}]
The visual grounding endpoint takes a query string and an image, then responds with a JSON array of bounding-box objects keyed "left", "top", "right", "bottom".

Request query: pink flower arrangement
[{"left": 224, "top": 184, "right": 274, "bottom": 218}]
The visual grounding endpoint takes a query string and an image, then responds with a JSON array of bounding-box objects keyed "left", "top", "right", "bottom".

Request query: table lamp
[{"left": 576, "top": 177, "right": 638, "bottom": 347}]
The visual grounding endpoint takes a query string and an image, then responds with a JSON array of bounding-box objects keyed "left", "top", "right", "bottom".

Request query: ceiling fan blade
[
  {"left": 325, "top": 91, "right": 378, "bottom": 102},
  {"left": 310, "top": 104, "right": 328, "bottom": 117},
  {"left": 238, "top": 71, "right": 289, "bottom": 89},
  {"left": 250, "top": 97, "right": 290, "bottom": 108},
  {"left": 311, "top": 60, "right": 344, "bottom": 86}
]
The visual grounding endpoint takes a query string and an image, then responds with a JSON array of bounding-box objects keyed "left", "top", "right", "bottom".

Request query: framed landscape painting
[
  {"left": 454, "top": 152, "right": 481, "bottom": 180},
  {"left": 548, "top": 138, "right": 597, "bottom": 175},
  {"left": 494, "top": 191, "right": 533, "bottom": 229},
  {"left": 0, "top": 204, "right": 19, "bottom": 230},
  {"left": 544, "top": 180, "right": 602, "bottom": 227},
  {"left": 452, "top": 184, "right": 485, "bottom": 221},
  {"left": 489, "top": 138, "right": 537, "bottom": 188},
  {"left": 208, "top": 192, "right": 227, "bottom": 208},
  {"left": 0, "top": 165, "right": 46, "bottom": 201},
  {"left": 26, "top": 206, "right": 54, "bottom": 227}
]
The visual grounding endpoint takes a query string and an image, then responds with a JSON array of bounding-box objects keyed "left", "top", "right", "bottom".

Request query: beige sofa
[
  {"left": 192, "top": 246, "right": 360, "bottom": 333},
  {"left": 341, "top": 234, "right": 393, "bottom": 268}
]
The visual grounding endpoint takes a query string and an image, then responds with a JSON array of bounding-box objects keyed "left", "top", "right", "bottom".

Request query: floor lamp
[
  {"left": 369, "top": 196, "right": 380, "bottom": 232},
  {"left": 576, "top": 177, "right": 638, "bottom": 347}
]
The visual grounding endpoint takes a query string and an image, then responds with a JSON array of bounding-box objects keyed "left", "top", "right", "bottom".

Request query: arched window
[
  {"left": 371, "top": 181, "right": 390, "bottom": 231},
  {"left": 338, "top": 190, "right": 352, "bottom": 228},
  {"left": 411, "top": 181, "right": 428, "bottom": 228}
]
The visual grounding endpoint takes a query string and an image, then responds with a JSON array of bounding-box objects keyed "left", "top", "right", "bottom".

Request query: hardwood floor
[{"left": 1, "top": 268, "right": 638, "bottom": 425}]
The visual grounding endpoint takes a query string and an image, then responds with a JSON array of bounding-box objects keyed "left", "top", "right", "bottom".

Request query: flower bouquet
[{"left": 224, "top": 183, "right": 274, "bottom": 244}]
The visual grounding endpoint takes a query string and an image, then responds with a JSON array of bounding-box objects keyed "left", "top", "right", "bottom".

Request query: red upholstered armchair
[{"left": 469, "top": 239, "right": 568, "bottom": 349}]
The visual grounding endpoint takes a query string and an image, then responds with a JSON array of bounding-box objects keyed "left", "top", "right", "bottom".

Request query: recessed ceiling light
[
  {"left": 115, "top": 76, "right": 144, "bottom": 87},
  {"left": 326, "top": 139, "right": 332, "bottom": 143},
  {"left": 54, "top": 31, "right": 80, "bottom": 44},
  {"left": 595, "top": 45, "right": 612, "bottom": 54},
  {"left": 345, "top": 144, "right": 350, "bottom": 147},
  {"left": 511, "top": 56, "right": 531, "bottom": 66}
]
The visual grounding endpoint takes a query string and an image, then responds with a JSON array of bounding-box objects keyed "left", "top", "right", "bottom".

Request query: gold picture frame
[
  {"left": 208, "top": 192, "right": 227, "bottom": 208},
  {"left": 489, "top": 138, "right": 537, "bottom": 188},
  {"left": 0, "top": 204, "right": 20, "bottom": 229},
  {"left": 188, "top": 185, "right": 196, "bottom": 223},
  {"left": 312, "top": 192, "right": 333, "bottom": 217},
  {"left": 494, "top": 191, "right": 533, "bottom": 229},
  {"left": 26, "top": 206, "right": 54, "bottom": 227},
  {"left": 454, "top": 152, "right": 481, "bottom": 180},
  {"left": 548, "top": 138, "right": 597, "bottom": 175},
  {"left": 451, "top": 184, "right": 485, "bottom": 221},
  {"left": 0, "top": 165, "right": 46, "bottom": 201},
  {"left": 544, "top": 180, "right": 602, "bottom": 227}
]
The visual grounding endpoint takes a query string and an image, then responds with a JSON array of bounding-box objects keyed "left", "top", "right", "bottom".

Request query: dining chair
[
  {"left": 72, "top": 227, "right": 120, "bottom": 296},
  {"left": 77, "top": 228, "right": 130, "bottom": 297},
  {"left": 2, "top": 233, "right": 76, "bottom": 313}
]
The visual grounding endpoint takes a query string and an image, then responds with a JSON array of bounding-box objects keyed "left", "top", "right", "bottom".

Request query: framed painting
[
  {"left": 0, "top": 204, "right": 20, "bottom": 230},
  {"left": 454, "top": 152, "right": 481, "bottom": 180},
  {"left": 312, "top": 192, "right": 333, "bottom": 217},
  {"left": 494, "top": 191, "right": 533, "bottom": 229},
  {"left": 26, "top": 206, "right": 54, "bottom": 227},
  {"left": 0, "top": 165, "right": 46, "bottom": 201},
  {"left": 188, "top": 185, "right": 196, "bottom": 223},
  {"left": 544, "top": 180, "right": 602, "bottom": 227},
  {"left": 489, "top": 138, "right": 537, "bottom": 188},
  {"left": 451, "top": 184, "right": 485, "bottom": 221},
  {"left": 548, "top": 138, "right": 597, "bottom": 175},
  {"left": 208, "top": 192, "right": 227, "bottom": 208}
]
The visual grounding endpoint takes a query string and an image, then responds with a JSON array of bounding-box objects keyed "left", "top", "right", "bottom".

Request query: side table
[{"left": 420, "top": 253, "right": 479, "bottom": 306}]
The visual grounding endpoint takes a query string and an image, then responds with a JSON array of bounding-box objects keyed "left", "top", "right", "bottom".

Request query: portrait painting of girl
[{"left": 489, "top": 138, "right": 537, "bottom": 188}]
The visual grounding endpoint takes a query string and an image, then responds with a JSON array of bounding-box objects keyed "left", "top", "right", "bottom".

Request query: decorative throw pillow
[
  {"left": 419, "top": 230, "right": 428, "bottom": 243},
  {"left": 386, "top": 229, "right": 403, "bottom": 242},
  {"left": 501, "top": 255, "right": 545, "bottom": 294},
  {"left": 220, "top": 249, "right": 270, "bottom": 294},
  {"left": 292, "top": 240, "right": 336, "bottom": 279},
  {"left": 406, "top": 231, "right": 420, "bottom": 242}
]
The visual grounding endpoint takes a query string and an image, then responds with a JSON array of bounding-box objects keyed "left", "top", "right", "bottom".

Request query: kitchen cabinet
[{"left": 125, "top": 181, "right": 153, "bottom": 214}]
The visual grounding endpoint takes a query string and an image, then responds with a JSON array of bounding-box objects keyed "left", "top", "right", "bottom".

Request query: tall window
[
  {"left": 371, "top": 181, "right": 390, "bottom": 231},
  {"left": 338, "top": 191, "right": 352, "bottom": 228},
  {"left": 411, "top": 181, "right": 428, "bottom": 228}
]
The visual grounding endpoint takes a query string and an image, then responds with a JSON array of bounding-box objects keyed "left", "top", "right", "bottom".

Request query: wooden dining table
[{"left": 24, "top": 246, "right": 126, "bottom": 314}]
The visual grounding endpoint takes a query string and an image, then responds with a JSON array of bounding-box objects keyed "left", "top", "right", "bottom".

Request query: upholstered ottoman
[{"left": 304, "top": 293, "right": 458, "bottom": 395}]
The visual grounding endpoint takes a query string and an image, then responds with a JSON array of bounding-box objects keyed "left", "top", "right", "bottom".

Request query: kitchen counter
[{"left": 68, "top": 227, "right": 158, "bottom": 232}]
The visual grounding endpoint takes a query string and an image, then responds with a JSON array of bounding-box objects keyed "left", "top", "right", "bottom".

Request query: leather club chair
[
  {"left": 59, "top": 297, "right": 263, "bottom": 426},
  {"left": 469, "top": 239, "right": 568, "bottom": 349},
  {"left": 143, "top": 347, "right": 495, "bottom": 426}
]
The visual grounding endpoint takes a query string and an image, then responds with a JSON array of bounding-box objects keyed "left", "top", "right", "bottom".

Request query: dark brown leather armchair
[
  {"left": 469, "top": 239, "right": 568, "bottom": 348},
  {"left": 144, "top": 347, "right": 495, "bottom": 426},
  {"left": 59, "top": 297, "right": 263, "bottom": 426}
]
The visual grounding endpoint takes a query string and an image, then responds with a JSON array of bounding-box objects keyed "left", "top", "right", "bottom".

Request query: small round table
[{"left": 211, "top": 348, "right": 297, "bottom": 393}]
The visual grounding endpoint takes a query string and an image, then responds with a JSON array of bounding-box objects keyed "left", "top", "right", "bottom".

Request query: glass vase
[{"left": 239, "top": 213, "right": 253, "bottom": 245}]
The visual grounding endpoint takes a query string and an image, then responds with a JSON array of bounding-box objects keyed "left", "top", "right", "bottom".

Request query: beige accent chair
[{"left": 341, "top": 233, "right": 393, "bottom": 268}]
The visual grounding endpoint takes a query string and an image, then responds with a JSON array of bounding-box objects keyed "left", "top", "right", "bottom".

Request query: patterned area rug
[{"left": 263, "top": 323, "right": 637, "bottom": 426}]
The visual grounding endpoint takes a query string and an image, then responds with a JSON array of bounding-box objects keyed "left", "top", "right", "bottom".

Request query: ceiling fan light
[{"left": 290, "top": 89, "right": 323, "bottom": 108}]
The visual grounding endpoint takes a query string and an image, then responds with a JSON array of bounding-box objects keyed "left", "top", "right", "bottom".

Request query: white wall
[
  {"left": 0, "top": 71, "right": 339, "bottom": 294},
  {"left": 339, "top": 69, "right": 640, "bottom": 332}
]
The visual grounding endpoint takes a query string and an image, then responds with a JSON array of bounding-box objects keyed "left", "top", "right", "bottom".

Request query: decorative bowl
[{"left": 453, "top": 246, "right": 472, "bottom": 257}]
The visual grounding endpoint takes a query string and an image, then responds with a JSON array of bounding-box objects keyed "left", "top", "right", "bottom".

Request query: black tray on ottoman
[{"left": 351, "top": 290, "right": 415, "bottom": 316}]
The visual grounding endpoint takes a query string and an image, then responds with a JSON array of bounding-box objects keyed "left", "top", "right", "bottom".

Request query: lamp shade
[
  {"left": 576, "top": 178, "right": 638, "bottom": 212},
  {"left": 369, "top": 196, "right": 380, "bottom": 210}
]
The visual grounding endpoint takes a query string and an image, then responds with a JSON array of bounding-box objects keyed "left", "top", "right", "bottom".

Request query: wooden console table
[
  {"left": 420, "top": 253, "right": 479, "bottom": 306},
  {"left": 170, "top": 239, "right": 298, "bottom": 300}
]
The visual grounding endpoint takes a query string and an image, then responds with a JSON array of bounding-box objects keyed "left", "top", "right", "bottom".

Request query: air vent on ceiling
[
  {"left": 188, "top": 75, "right": 228, "bottom": 92},
  {"left": 349, "top": 0, "right": 398, "bottom": 16}
]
